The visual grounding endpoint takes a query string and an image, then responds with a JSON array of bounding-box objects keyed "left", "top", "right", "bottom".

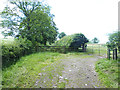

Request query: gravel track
[
  {"left": 34, "top": 54, "right": 105, "bottom": 88},
  {"left": 59, "top": 55, "right": 105, "bottom": 88}
]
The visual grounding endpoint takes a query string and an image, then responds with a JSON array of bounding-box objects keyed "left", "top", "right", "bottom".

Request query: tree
[
  {"left": 92, "top": 37, "right": 99, "bottom": 43},
  {"left": 58, "top": 32, "right": 66, "bottom": 39},
  {"left": 106, "top": 31, "right": 120, "bottom": 52},
  {"left": 55, "top": 33, "right": 89, "bottom": 50},
  {"left": 19, "top": 6, "right": 58, "bottom": 45},
  {"left": 0, "top": 0, "right": 58, "bottom": 45}
]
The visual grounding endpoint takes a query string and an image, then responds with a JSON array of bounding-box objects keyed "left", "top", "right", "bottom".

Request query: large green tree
[{"left": 0, "top": 0, "right": 58, "bottom": 45}]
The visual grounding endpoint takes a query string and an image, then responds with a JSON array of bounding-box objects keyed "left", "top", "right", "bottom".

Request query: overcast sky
[
  {"left": 0, "top": 0, "right": 119, "bottom": 43},
  {"left": 47, "top": 0, "right": 119, "bottom": 43}
]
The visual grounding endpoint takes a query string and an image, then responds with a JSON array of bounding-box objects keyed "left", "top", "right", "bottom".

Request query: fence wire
[{"left": 87, "top": 44, "right": 107, "bottom": 57}]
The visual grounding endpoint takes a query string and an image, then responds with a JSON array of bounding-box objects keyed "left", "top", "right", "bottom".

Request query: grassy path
[{"left": 33, "top": 53, "right": 105, "bottom": 88}]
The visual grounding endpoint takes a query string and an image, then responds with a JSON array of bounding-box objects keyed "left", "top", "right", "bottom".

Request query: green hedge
[{"left": 2, "top": 37, "right": 33, "bottom": 68}]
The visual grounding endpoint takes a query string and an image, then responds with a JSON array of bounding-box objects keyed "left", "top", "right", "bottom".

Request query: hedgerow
[{"left": 2, "top": 37, "right": 34, "bottom": 68}]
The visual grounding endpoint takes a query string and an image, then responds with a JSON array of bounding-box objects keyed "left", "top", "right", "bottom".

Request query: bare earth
[{"left": 34, "top": 54, "right": 105, "bottom": 88}]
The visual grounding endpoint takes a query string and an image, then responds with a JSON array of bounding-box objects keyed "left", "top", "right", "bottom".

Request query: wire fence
[{"left": 87, "top": 44, "right": 107, "bottom": 57}]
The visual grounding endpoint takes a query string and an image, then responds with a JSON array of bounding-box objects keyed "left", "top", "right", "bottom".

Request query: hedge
[{"left": 1, "top": 37, "right": 34, "bottom": 68}]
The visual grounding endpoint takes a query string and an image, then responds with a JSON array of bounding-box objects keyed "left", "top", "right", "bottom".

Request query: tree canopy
[
  {"left": 0, "top": 0, "right": 58, "bottom": 45},
  {"left": 54, "top": 33, "right": 89, "bottom": 48},
  {"left": 106, "top": 31, "right": 120, "bottom": 52}
]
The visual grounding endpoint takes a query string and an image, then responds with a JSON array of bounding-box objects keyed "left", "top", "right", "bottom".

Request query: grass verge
[
  {"left": 95, "top": 58, "right": 119, "bottom": 88},
  {"left": 2, "top": 52, "right": 66, "bottom": 88}
]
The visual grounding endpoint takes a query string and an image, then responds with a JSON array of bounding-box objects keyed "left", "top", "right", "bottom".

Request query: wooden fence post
[
  {"left": 114, "top": 48, "right": 117, "bottom": 60},
  {"left": 107, "top": 49, "right": 110, "bottom": 60},
  {"left": 63, "top": 46, "right": 66, "bottom": 53},
  {"left": 92, "top": 45, "right": 93, "bottom": 54},
  {"left": 113, "top": 49, "right": 115, "bottom": 60},
  {"left": 99, "top": 44, "right": 100, "bottom": 56}
]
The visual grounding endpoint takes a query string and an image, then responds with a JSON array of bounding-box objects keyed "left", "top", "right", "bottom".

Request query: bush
[{"left": 2, "top": 37, "right": 33, "bottom": 68}]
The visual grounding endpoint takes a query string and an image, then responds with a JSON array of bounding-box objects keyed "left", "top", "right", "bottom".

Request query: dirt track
[{"left": 34, "top": 54, "right": 105, "bottom": 88}]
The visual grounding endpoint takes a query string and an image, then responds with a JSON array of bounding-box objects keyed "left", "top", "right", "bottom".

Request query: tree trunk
[{"left": 82, "top": 44, "right": 85, "bottom": 51}]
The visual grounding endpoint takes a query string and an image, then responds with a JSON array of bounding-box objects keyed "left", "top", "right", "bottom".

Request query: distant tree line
[
  {"left": 88, "top": 37, "right": 99, "bottom": 44},
  {"left": 92, "top": 37, "right": 99, "bottom": 43}
]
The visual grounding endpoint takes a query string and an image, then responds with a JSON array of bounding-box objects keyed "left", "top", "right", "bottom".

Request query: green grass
[
  {"left": 2, "top": 52, "right": 66, "bottom": 88},
  {"left": 2, "top": 51, "right": 94, "bottom": 88},
  {"left": 89, "top": 44, "right": 119, "bottom": 88},
  {"left": 95, "top": 58, "right": 119, "bottom": 88},
  {"left": 57, "top": 82, "right": 66, "bottom": 88}
]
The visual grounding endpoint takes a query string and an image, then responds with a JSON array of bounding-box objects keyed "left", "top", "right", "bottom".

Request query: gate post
[
  {"left": 63, "top": 46, "right": 66, "bottom": 53},
  {"left": 99, "top": 44, "right": 100, "bottom": 56},
  {"left": 114, "top": 48, "right": 117, "bottom": 60},
  {"left": 107, "top": 49, "right": 110, "bottom": 60},
  {"left": 113, "top": 49, "right": 114, "bottom": 60}
]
